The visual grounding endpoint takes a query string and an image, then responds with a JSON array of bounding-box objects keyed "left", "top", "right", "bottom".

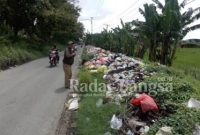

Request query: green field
[{"left": 173, "top": 48, "right": 200, "bottom": 80}]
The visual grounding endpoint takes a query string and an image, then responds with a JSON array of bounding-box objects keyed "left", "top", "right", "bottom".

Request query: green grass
[
  {"left": 76, "top": 96, "right": 120, "bottom": 135},
  {"left": 173, "top": 48, "right": 200, "bottom": 80},
  {"left": 0, "top": 37, "right": 65, "bottom": 70},
  {"left": 174, "top": 48, "right": 200, "bottom": 69},
  {"left": 76, "top": 70, "right": 121, "bottom": 135}
]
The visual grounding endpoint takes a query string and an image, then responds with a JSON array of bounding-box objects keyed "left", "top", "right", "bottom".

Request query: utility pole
[
  {"left": 79, "top": 17, "right": 95, "bottom": 44},
  {"left": 90, "top": 17, "right": 94, "bottom": 44},
  {"left": 90, "top": 17, "right": 94, "bottom": 34}
]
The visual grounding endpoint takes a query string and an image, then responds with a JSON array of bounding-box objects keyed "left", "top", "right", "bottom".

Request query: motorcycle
[{"left": 49, "top": 50, "right": 58, "bottom": 67}]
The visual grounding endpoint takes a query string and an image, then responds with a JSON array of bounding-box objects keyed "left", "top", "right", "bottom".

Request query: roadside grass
[
  {"left": 76, "top": 69, "right": 121, "bottom": 135},
  {"left": 0, "top": 37, "right": 65, "bottom": 70}
]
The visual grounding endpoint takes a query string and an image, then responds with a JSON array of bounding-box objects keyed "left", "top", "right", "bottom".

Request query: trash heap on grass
[
  {"left": 83, "top": 46, "right": 200, "bottom": 135},
  {"left": 84, "top": 47, "right": 155, "bottom": 103},
  {"left": 84, "top": 46, "right": 161, "bottom": 134}
]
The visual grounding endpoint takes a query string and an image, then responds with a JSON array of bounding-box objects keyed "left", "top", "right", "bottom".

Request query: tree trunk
[
  {"left": 160, "top": 36, "right": 169, "bottom": 65},
  {"left": 169, "top": 40, "right": 179, "bottom": 66},
  {"left": 149, "top": 40, "right": 154, "bottom": 61}
]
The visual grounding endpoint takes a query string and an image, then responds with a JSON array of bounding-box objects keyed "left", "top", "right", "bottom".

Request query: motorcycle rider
[{"left": 49, "top": 45, "right": 59, "bottom": 63}]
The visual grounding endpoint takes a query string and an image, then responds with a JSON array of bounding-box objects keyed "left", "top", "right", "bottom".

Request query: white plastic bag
[
  {"left": 68, "top": 98, "right": 79, "bottom": 110},
  {"left": 188, "top": 98, "right": 200, "bottom": 109},
  {"left": 110, "top": 115, "right": 122, "bottom": 130}
]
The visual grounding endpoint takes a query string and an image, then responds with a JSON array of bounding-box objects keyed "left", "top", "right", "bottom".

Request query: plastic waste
[
  {"left": 97, "top": 65, "right": 108, "bottom": 73},
  {"left": 193, "top": 125, "right": 200, "bottom": 135},
  {"left": 188, "top": 98, "right": 200, "bottom": 109},
  {"left": 126, "top": 130, "right": 134, "bottom": 135},
  {"left": 110, "top": 114, "right": 122, "bottom": 130},
  {"left": 156, "top": 127, "right": 172, "bottom": 135},
  {"left": 128, "top": 118, "right": 146, "bottom": 130},
  {"left": 130, "top": 93, "right": 158, "bottom": 113},
  {"left": 139, "top": 126, "right": 150, "bottom": 134},
  {"left": 68, "top": 98, "right": 79, "bottom": 110}
]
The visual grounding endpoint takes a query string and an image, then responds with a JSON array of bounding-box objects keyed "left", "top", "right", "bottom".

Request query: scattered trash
[
  {"left": 85, "top": 46, "right": 159, "bottom": 135},
  {"left": 85, "top": 46, "right": 153, "bottom": 104},
  {"left": 71, "top": 93, "right": 79, "bottom": 98},
  {"left": 156, "top": 127, "right": 173, "bottom": 135},
  {"left": 193, "top": 125, "right": 200, "bottom": 135},
  {"left": 96, "top": 98, "right": 103, "bottom": 107},
  {"left": 188, "top": 98, "right": 200, "bottom": 109},
  {"left": 110, "top": 114, "right": 123, "bottom": 130},
  {"left": 130, "top": 93, "right": 159, "bottom": 113},
  {"left": 126, "top": 130, "right": 134, "bottom": 135},
  {"left": 128, "top": 118, "right": 146, "bottom": 130},
  {"left": 68, "top": 98, "right": 79, "bottom": 110},
  {"left": 139, "top": 126, "right": 150, "bottom": 134}
]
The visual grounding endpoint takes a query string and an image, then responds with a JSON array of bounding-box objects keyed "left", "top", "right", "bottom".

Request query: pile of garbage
[
  {"left": 109, "top": 93, "right": 161, "bottom": 135},
  {"left": 85, "top": 47, "right": 160, "bottom": 134},
  {"left": 85, "top": 47, "right": 154, "bottom": 102},
  {"left": 84, "top": 46, "right": 200, "bottom": 135}
]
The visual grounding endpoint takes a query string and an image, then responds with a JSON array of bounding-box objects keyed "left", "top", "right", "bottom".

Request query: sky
[{"left": 78, "top": 0, "right": 200, "bottom": 40}]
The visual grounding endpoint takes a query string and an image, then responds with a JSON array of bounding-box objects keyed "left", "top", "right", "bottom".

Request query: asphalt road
[{"left": 0, "top": 47, "right": 82, "bottom": 135}]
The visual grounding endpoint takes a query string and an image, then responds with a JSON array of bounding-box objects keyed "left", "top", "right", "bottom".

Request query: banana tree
[
  {"left": 158, "top": 0, "right": 200, "bottom": 65},
  {"left": 132, "top": 3, "right": 161, "bottom": 61},
  {"left": 134, "top": 0, "right": 200, "bottom": 66}
]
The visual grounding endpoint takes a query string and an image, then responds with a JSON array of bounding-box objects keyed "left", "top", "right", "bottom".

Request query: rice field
[{"left": 173, "top": 48, "right": 200, "bottom": 80}]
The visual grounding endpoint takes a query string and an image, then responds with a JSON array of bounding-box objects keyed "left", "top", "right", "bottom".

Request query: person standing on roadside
[{"left": 63, "top": 41, "right": 76, "bottom": 89}]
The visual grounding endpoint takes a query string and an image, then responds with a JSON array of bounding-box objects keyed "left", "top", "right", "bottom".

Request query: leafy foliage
[
  {"left": 133, "top": 0, "right": 200, "bottom": 66},
  {"left": 85, "top": 20, "right": 137, "bottom": 56},
  {"left": 86, "top": 0, "right": 200, "bottom": 66},
  {"left": 0, "top": 0, "right": 84, "bottom": 42}
]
